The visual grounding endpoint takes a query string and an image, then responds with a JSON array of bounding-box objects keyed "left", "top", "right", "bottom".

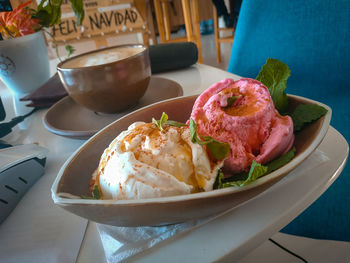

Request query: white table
[{"left": 0, "top": 64, "right": 348, "bottom": 263}]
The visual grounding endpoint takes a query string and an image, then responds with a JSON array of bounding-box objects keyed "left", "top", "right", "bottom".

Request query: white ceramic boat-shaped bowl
[{"left": 51, "top": 94, "right": 331, "bottom": 226}]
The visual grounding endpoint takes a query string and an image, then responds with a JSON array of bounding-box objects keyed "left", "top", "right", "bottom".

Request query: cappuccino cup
[{"left": 57, "top": 44, "right": 151, "bottom": 113}]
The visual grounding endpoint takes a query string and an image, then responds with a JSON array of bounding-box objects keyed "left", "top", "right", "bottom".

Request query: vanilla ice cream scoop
[{"left": 94, "top": 122, "right": 224, "bottom": 200}]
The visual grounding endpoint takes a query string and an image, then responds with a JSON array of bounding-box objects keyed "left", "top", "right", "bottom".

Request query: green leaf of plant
[
  {"left": 266, "top": 147, "right": 296, "bottom": 173},
  {"left": 291, "top": 104, "right": 328, "bottom": 132},
  {"left": 31, "top": 0, "right": 84, "bottom": 27},
  {"left": 256, "top": 58, "right": 291, "bottom": 114},
  {"left": 69, "top": 0, "right": 85, "bottom": 25},
  {"left": 31, "top": 9, "right": 52, "bottom": 27},
  {"left": 65, "top": 44, "right": 75, "bottom": 57}
]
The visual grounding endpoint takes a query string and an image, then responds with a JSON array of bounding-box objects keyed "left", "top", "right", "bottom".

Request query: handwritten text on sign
[{"left": 51, "top": 7, "right": 144, "bottom": 42}]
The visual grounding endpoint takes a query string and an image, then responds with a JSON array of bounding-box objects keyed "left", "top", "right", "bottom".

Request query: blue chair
[{"left": 227, "top": 0, "right": 350, "bottom": 242}]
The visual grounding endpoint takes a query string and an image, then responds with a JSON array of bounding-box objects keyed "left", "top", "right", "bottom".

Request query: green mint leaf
[
  {"left": 215, "top": 169, "right": 226, "bottom": 189},
  {"left": 189, "top": 119, "right": 212, "bottom": 145},
  {"left": 291, "top": 104, "right": 328, "bottom": 132},
  {"left": 266, "top": 147, "right": 296, "bottom": 173},
  {"left": 197, "top": 135, "right": 213, "bottom": 145},
  {"left": 224, "top": 96, "right": 240, "bottom": 108},
  {"left": 65, "top": 45, "right": 75, "bottom": 57},
  {"left": 82, "top": 185, "right": 101, "bottom": 199},
  {"left": 219, "top": 181, "right": 242, "bottom": 188},
  {"left": 152, "top": 118, "right": 160, "bottom": 129},
  {"left": 92, "top": 185, "right": 101, "bottom": 199},
  {"left": 240, "top": 160, "right": 268, "bottom": 186},
  {"left": 164, "top": 120, "right": 188, "bottom": 128},
  {"left": 152, "top": 112, "right": 168, "bottom": 131},
  {"left": 206, "top": 140, "right": 231, "bottom": 160},
  {"left": 160, "top": 112, "right": 168, "bottom": 125},
  {"left": 189, "top": 118, "right": 198, "bottom": 143},
  {"left": 216, "top": 148, "right": 296, "bottom": 189},
  {"left": 217, "top": 161, "right": 268, "bottom": 188},
  {"left": 189, "top": 118, "right": 230, "bottom": 160},
  {"left": 256, "top": 58, "right": 290, "bottom": 114}
]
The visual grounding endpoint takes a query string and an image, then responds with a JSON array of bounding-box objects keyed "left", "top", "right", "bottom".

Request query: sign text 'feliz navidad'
[{"left": 50, "top": 1, "right": 145, "bottom": 42}]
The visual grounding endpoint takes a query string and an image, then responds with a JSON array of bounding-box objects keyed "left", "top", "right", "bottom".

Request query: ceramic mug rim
[{"left": 56, "top": 43, "right": 148, "bottom": 71}]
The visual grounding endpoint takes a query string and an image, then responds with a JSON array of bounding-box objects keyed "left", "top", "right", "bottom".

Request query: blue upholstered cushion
[{"left": 227, "top": 0, "right": 350, "bottom": 241}]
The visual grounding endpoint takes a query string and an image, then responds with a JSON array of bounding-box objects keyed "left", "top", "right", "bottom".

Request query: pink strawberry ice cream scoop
[{"left": 190, "top": 78, "right": 294, "bottom": 174}]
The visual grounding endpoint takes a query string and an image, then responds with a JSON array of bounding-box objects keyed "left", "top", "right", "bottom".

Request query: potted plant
[{"left": 0, "top": 0, "right": 84, "bottom": 96}]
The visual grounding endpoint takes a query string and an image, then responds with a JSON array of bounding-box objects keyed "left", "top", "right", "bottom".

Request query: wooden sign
[{"left": 50, "top": 0, "right": 146, "bottom": 43}]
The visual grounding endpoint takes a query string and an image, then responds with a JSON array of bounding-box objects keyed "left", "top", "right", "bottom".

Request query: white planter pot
[{"left": 0, "top": 31, "right": 50, "bottom": 95}]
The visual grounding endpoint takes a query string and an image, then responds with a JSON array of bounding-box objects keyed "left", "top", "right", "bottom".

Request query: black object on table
[
  {"left": 0, "top": 108, "right": 38, "bottom": 138},
  {"left": 149, "top": 42, "right": 198, "bottom": 73}
]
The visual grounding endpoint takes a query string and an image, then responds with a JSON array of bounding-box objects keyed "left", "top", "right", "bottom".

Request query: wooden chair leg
[
  {"left": 145, "top": 2, "right": 157, "bottom": 44},
  {"left": 162, "top": 0, "right": 172, "bottom": 41},
  {"left": 213, "top": 4, "right": 221, "bottom": 63},
  {"left": 154, "top": 0, "right": 203, "bottom": 64},
  {"left": 153, "top": 0, "right": 166, "bottom": 43},
  {"left": 181, "top": 0, "right": 194, "bottom": 43},
  {"left": 135, "top": 0, "right": 154, "bottom": 45},
  {"left": 190, "top": 0, "right": 202, "bottom": 63}
]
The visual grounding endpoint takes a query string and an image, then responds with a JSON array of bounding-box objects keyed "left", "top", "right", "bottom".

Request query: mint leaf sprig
[
  {"left": 256, "top": 58, "right": 328, "bottom": 133},
  {"left": 224, "top": 95, "right": 240, "bottom": 108},
  {"left": 218, "top": 160, "right": 267, "bottom": 188},
  {"left": 291, "top": 104, "right": 328, "bottom": 132},
  {"left": 81, "top": 185, "right": 101, "bottom": 199},
  {"left": 152, "top": 112, "right": 188, "bottom": 132},
  {"left": 165, "top": 120, "right": 189, "bottom": 127},
  {"left": 190, "top": 118, "right": 230, "bottom": 160},
  {"left": 256, "top": 58, "right": 290, "bottom": 114},
  {"left": 152, "top": 112, "right": 168, "bottom": 132},
  {"left": 216, "top": 147, "right": 296, "bottom": 189}
]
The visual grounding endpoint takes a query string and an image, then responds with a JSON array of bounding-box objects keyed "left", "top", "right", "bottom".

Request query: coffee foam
[{"left": 61, "top": 46, "right": 145, "bottom": 69}]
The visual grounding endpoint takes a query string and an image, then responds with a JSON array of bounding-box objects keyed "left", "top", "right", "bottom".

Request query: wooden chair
[
  {"left": 212, "top": 3, "right": 234, "bottom": 63},
  {"left": 153, "top": 0, "right": 203, "bottom": 63}
]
